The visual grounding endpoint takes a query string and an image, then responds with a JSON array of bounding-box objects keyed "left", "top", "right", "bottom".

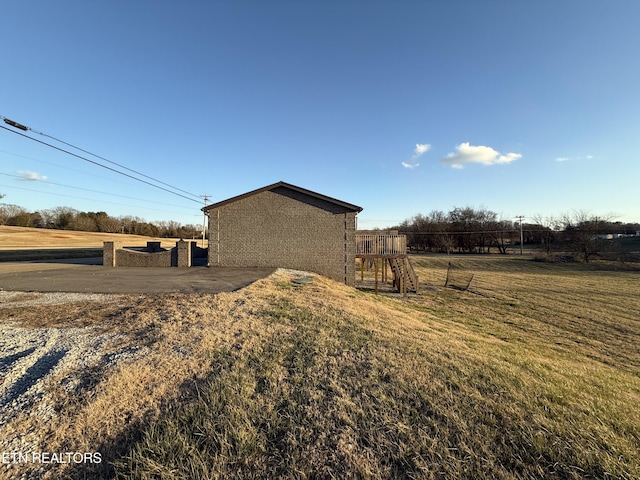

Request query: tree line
[
  {"left": 0, "top": 202, "right": 203, "bottom": 239},
  {"left": 394, "top": 207, "right": 640, "bottom": 262}
]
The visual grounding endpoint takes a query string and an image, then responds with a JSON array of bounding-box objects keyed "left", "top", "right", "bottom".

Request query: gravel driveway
[
  {"left": 0, "top": 264, "right": 276, "bottom": 478},
  {"left": 0, "top": 291, "right": 148, "bottom": 479},
  {"left": 0, "top": 293, "right": 142, "bottom": 420}
]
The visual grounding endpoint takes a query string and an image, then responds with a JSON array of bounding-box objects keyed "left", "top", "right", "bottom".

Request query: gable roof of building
[{"left": 202, "top": 181, "right": 363, "bottom": 213}]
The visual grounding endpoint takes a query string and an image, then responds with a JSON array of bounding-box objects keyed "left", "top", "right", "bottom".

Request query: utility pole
[
  {"left": 515, "top": 215, "right": 525, "bottom": 255},
  {"left": 200, "top": 194, "right": 210, "bottom": 248}
]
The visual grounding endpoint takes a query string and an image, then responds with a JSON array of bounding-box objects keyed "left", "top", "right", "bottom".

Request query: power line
[
  {"left": 1, "top": 118, "right": 203, "bottom": 203},
  {"left": 0, "top": 172, "right": 195, "bottom": 211},
  {"left": 0, "top": 183, "right": 195, "bottom": 217},
  {"left": 1, "top": 124, "right": 201, "bottom": 204},
  {"left": 35, "top": 128, "right": 201, "bottom": 200},
  {"left": 0, "top": 148, "right": 172, "bottom": 189},
  {"left": 2, "top": 115, "right": 202, "bottom": 200}
]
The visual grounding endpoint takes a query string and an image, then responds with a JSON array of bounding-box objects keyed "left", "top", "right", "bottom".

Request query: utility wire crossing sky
[{"left": 1, "top": 117, "right": 202, "bottom": 204}]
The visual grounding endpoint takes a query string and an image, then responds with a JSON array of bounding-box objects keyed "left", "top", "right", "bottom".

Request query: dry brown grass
[
  {"left": 2, "top": 257, "right": 639, "bottom": 479},
  {"left": 0, "top": 225, "right": 194, "bottom": 249}
]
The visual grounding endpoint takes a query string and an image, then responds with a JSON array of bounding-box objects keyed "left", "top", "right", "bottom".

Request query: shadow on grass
[{"left": 57, "top": 373, "right": 204, "bottom": 480}]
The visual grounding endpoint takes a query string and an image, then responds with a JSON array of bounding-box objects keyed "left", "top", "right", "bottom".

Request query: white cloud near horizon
[
  {"left": 17, "top": 170, "right": 47, "bottom": 181},
  {"left": 442, "top": 142, "right": 521, "bottom": 169},
  {"left": 402, "top": 143, "right": 431, "bottom": 169}
]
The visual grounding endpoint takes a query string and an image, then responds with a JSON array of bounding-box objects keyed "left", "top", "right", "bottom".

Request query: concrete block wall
[
  {"left": 208, "top": 188, "right": 358, "bottom": 285},
  {"left": 115, "top": 248, "right": 173, "bottom": 267},
  {"left": 103, "top": 241, "right": 119, "bottom": 267},
  {"left": 176, "top": 240, "right": 191, "bottom": 267},
  {"left": 104, "top": 240, "right": 195, "bottom": 267}
]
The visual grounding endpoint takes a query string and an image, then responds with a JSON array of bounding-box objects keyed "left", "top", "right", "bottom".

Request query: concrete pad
[{"left": 0, "top": 261, "right": 275, "bottom": 294}]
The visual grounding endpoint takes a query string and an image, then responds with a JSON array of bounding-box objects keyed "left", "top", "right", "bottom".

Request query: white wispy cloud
[
  {"left": 442, "top": 142, "right": 521, "bottom": 169},
  {"left": 554, "top": 154, "right": 594, "bottom": 162},
  {"left": 402, "top": 143, "right": 431, "bottom": 169},
  {"left": 401, "top": 161, "right": 419, "bottom": 169},
  {"left": 17, "top": 170, "right": 47, "bottom": 181}
]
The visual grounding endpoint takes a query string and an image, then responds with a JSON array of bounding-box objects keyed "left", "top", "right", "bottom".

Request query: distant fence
[{"left": 104, "top": 240, "right": 205, "bottom": 267}]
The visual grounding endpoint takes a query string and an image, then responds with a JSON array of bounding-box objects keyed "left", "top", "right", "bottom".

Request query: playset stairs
[
  {"left": 355, "top": 233, "right": 419, "bottom": 295},
  {"left": 387, "top": 256, "right": 419, "bottom": 294}
]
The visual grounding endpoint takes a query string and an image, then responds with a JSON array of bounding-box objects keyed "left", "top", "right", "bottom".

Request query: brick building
[{"left": 202, "top": 181, "right": 362, "bottom": 285}]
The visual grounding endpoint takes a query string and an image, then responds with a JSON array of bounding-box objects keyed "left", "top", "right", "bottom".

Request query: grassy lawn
[
  {"left": 3, "top": 256, "right": 639, "bottom": 479},
  {"left": 0, "top": 225, "right": 201, "bottom": 250},
  {"left": 0, "top": 248, "right": 103, "bottom": 262},
  {"left": 0, "top": 225, "right": 208, "bottom": 261},
  {"left": 117, "top": 257, "right": 639, "bottom": 479}
]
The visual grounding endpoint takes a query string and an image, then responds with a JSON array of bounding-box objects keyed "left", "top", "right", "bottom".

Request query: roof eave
[{"left": 201, "top": 181, "right": 363, "bottom": 213}]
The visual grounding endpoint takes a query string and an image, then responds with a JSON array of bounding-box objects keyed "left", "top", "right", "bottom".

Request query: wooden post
[
  {"left": 374, "top": 257, "right": 379, "bottom": 295},
  {"left": 383, "top": 257, "right": 387, "bottom": 283},
  {"left": 403, "top": 257, "right": 408, "bottom": 297}
]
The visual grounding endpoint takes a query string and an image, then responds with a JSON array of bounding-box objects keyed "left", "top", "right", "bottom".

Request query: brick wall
[
  {"left": 208, "top": 188, "right": 357, "bottom": 285},
  {"left": 104, "top": 240, "right": 195, "bottom": 267},
  {"left": 116, "top": 248, "right": 174, "bottom": 267}
]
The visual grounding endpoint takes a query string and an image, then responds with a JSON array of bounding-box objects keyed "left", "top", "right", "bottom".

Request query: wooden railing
[{"left": 355, "top": 234, "right": 406, "bottom": 256}]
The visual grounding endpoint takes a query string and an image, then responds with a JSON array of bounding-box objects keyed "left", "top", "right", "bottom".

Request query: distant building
[
  {"left": 597, "top": 234, "right": 615, "bottom": 240},
  {"left": 202, "top": 181, "right": 362, "bottom": 285},
  {"left": 597, "top": 233, "right": 637, "bottom": 240}
]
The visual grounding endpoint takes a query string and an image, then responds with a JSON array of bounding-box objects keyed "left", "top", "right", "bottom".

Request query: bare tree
[
  {"left": 488, "top": 219, "right": 516, "bottom": 254},
  {"left": 476, "top": 206, "right": 497, "bottom": 253},
  {"left": 0, "top": 204, "right": 28, "bottom": 225},
  {"left": 95, "top": 213, "right": 122, "bottom": 233},
  {"left": 72, "top": 214, "right": 98, "bottom": 232},
  {"left": 560, "top": 210, "right": 613, "bottom": 263},
  {"left": 41, "top": 207, "right": 78, "bottom": 230},
  {"left": 437, "top": 232, "right": 456, "bottom": 255},
  {"left": 449, "top": 207, "right": 478, "bottom": 253},
  {"left": 532, "top": 214, "right": 560, "bottom": 258}
]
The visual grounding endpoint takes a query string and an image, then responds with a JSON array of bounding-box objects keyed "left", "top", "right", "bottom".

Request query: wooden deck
[
  {"left": 355, "top": 234, "right": 418, "bottom": 295},
  {"left": 356, "top": 233, "right": 406, "bottom": 256}
]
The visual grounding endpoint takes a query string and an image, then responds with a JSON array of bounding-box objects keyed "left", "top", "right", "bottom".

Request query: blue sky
[{"left": 1, "top": 1, "right": 639, "bottom": 229}]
